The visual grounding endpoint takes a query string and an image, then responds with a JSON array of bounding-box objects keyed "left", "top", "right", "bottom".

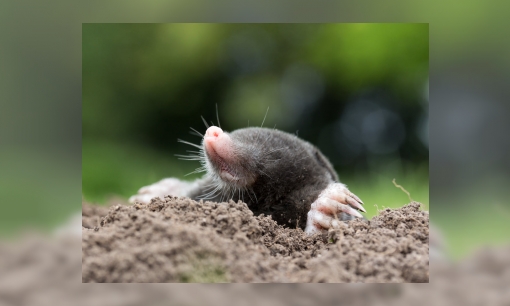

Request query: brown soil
[
  {"left": 2, "top": 215, "right": 509, "bottom": 304},
  {"left": 82, "top": 197, "right": 429, "bottom": 283}
]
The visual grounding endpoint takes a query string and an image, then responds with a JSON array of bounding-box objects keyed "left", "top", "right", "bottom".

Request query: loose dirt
[
  {"left": 3, "top": 206, "right": 510, "bottom": 305},
  {"left": 82, "top": 197, "right": 429, "bottom": 283}
]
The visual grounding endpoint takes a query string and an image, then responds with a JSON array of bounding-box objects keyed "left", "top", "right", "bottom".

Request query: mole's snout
[{"left": 204, "top": 126, "right": 234, "bottom": 162}]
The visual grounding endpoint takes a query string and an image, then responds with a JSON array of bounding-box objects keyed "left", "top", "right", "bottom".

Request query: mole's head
[
  {"left": 201, "top": 126, "right": 257, "bottom": 188},
  {"left": 200, "top": 125, "right": 338, "bottom": 194}
]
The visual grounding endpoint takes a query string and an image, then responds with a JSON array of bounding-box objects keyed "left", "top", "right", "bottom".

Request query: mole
[{"left": 129, "top": 125, "right": 365, "bottom": 234}]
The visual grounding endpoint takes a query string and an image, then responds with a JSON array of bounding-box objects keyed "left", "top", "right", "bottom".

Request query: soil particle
[{"left": 82, "top": 197, "right": 429, "bottom": 282}]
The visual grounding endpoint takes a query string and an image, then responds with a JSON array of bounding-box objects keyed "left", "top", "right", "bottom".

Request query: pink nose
[
  {"left": 204, "top": 126, "right": 233, "bottom": 163},
  {"left": 205, "top": 126, "right": 223, "bottom": 139}
]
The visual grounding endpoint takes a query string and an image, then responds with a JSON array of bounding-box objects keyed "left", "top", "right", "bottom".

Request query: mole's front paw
[
  {"left": 128, "top": 178, "right": 192, "bottom": 204},
  {"left": 304, "top": 183, "right": 365, "bottom": 234}
]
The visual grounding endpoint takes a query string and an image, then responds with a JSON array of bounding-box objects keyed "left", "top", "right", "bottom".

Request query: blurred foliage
[
  {"left": 83, "top": 23, "right": 429, "bottom": 213},
  {"left": 0, "top": 147, "right": 79, "bottom": 237}
]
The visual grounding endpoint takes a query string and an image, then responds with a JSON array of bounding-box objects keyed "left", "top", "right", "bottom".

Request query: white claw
[{"left": 305, "top": 183, "right": 365, "bottom": 234}]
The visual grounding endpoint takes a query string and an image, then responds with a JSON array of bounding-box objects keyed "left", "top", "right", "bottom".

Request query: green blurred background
[{"left": 82, "top": 23, "right": 429, "bottom": 222}]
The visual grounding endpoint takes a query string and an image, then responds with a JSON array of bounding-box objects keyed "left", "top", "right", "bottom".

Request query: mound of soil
[
  {"left": 82, "top": 197, "right": 429, "bottom": 283},
  {"left": 2, "top": 230, "right": 509, "bottom": 306}
]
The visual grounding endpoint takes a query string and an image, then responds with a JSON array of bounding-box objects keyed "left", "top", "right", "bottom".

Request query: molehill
[{"left": 82, "top": 198, "right": 429, "bottom": 283}]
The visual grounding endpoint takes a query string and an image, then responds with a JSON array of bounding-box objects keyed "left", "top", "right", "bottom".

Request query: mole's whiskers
[
  {"left": 177, "top": 139, "right": 202, "bottom": 150},
  {"left": 189, "top": 127, "right": 204, "bottom": 137}
]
